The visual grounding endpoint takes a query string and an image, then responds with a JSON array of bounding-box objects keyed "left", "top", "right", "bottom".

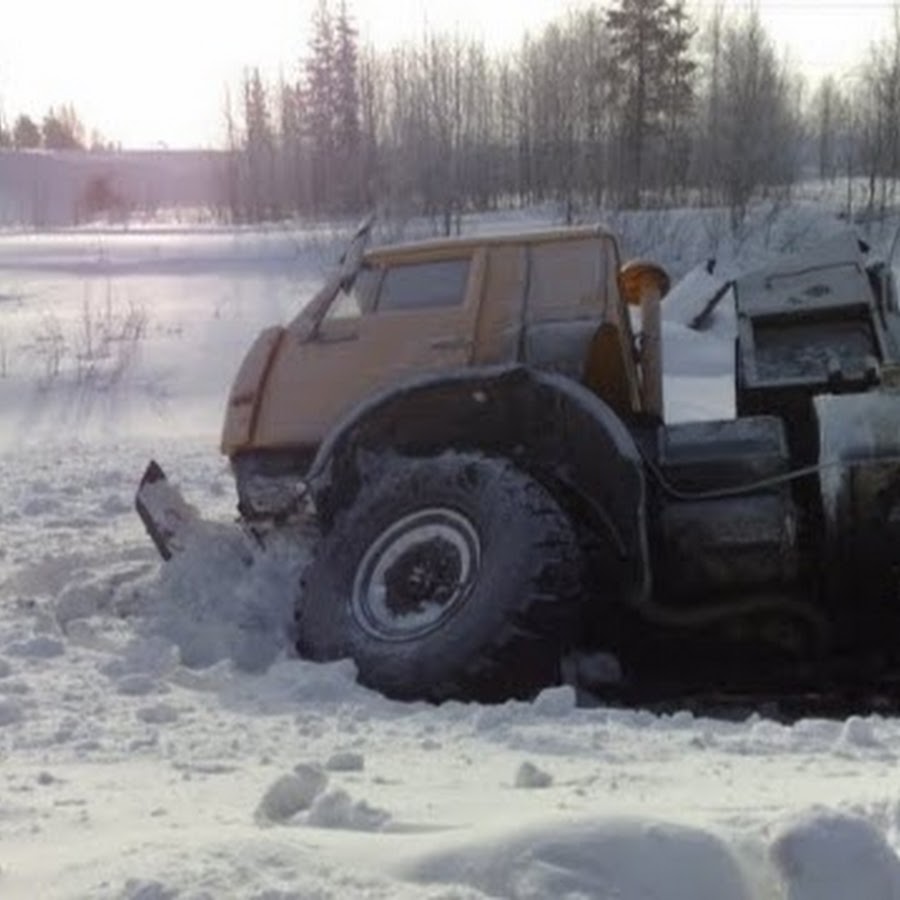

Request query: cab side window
[
  {"left": 527, "top": 239, "right": 609, "bottom": 321},
  {"left": 375, "top": 258, "right": 471, "bottom": 312}
]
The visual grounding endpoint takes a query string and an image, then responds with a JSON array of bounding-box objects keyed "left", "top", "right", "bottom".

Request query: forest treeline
[
  {"left": 0, "top": 104, "right": 115, "bottom": 152},
  {"left": 223, "top": 0, "right": 900, "bottom": 232}
]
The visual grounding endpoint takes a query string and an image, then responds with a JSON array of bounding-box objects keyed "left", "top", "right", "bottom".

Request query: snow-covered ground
[{"left": 2, "top": 215, "right": 900, "bottom": 899}]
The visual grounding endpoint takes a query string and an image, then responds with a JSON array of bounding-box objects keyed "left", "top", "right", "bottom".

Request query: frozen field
[{"left": 2, "top": 217, "right": 900, "bottom": 899}]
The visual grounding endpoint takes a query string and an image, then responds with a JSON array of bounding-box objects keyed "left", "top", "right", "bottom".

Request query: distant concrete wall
[{"left": 0, "top": 149, "right": 229, "bottom": 227}]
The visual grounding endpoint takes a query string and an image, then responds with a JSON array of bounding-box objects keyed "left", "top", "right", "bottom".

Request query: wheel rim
[{"left": 351, "top": 507, "right": 481, "bottom": 641}]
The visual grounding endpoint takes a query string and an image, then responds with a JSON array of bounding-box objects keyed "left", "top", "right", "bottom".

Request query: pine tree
[
  {"left": 305, "top": 0, "right": 337, "bottom": 211},
  {"left": 13, "top": 114, "right": 41, "bottom": 150},
  {"left": 278, "top": 77, "right": 308, "bottom": 214},
  {"left": 358, "top": 44, "right": 383, "bottom": 208},
  {"left": 606, "top": 0, "right": 695, "bottom": 206},
  {"left": 222, "top": 86, "right": 242, "bottom": 222},
  {"left": 42, "top": 105, "right": 85, "bottom": 150},
  {"left": 0, "top": 110, "right": 10, "bottom": 149},
  {"left": 334, "top": 0, "right": 361, "bottom": 210},
  {"left": 242, "top": 68, "right": 276, "bottom": 221}
]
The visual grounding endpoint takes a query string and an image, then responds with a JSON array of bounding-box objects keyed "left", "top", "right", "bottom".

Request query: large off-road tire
[{"left": 296, "top": 453, "right": 583, "bottom": 703}]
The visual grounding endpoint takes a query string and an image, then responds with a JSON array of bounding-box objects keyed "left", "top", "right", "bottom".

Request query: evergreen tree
[
  {"left": 358, "top": 44, "right": 383, "bottom": 207},
  {"left": 12, "top": 114, "right": 40, "bottom": 149},
  {"left": 334, "top": 0, "right": 361, "bottom": 209},
  {"left": 242, "top": 68, "right": 276, "bottom": 220},
  {"left": 42, "top": 105, "right": 85, "bottom": 150},
  {"left": 278, "top": 77, "right": 308, "bottom": 214},
  {"left": 244, "top": 68, "right": 273, "bottom": 151},
  {"left": 222, "top": 86, "right": 242, "bottom": 222},
  {"left": 606, "top": 0, "right": 695, "bottom": 206},
  {"left": 305, "top": 0, "right": 337, "bottom": 210}
]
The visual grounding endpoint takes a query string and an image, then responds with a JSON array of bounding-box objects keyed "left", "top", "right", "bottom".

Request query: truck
[{"left": 137, "top": 218, "right": 900, "bottom": 706}]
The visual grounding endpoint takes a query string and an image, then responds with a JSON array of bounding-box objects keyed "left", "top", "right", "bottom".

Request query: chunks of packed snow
[
  {"left": 514, "top": 761, "right": 553, "bottom": 789},
  {"left": 115, "top": 674, "right": 161, "bottom": 696},
  {"left": 0, "top": 698, "right": 24, "bottom": 726},
  {"left": 771, "top": 809, "right": 900, "bottom": 900},
  {"left": 837, "top": 716, "right": 881, "bottom": 750},
  {"left": 119, "top": 879, "right": 178, "bottom": 900},
  {"left": 255, "top": 768, "right": 329, "bottom": 824},
  {"left": 405, "top": 817, "right": 754, "bottom": 900},
  {"left": 307, "top": 788, "right": 390, "bottom": 831},
  {"left": 530, "top": 685, "right": 577, "bottom": 716},
  {"left": 292, "top": 763, "right": 330, "bottom": 798},
  {"left": 326, "top": 751, "right": 365, "bottom": 772},
  {"left": 101, "top": 636, "right": 180, "bottom": 680},
  {"left": 135, "top": 703, "right": 179, "bottom": 725},
  {"left": 4, "top": 635, "right": 65, "bottom": 658}
]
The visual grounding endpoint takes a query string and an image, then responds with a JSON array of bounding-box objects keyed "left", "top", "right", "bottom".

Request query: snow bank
[
  {"left": 771, "top": 809, "right": 900, "bottom": 900},
  {"left": 404, "top": 817, "right": 755, "bottom": 899}
]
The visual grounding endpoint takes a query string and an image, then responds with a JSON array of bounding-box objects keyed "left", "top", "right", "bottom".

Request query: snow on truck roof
[{"left": 363, "top": 223, "right": 618, "bottom": 263}]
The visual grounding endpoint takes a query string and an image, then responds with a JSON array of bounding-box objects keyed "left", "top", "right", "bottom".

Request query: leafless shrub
[
  {"left": 26, "top": 284, "right": 149, "bottom": 391},
  {"left": 29, "top": 314, "right": 67, "bottom": 386},
  {"left": 73, "top": 292, "right": 148, "bottom": 388}
]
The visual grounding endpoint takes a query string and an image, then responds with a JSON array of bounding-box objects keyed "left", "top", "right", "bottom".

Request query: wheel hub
[{"left": 352, "top": 508, "right": 480, "bottom": 641}]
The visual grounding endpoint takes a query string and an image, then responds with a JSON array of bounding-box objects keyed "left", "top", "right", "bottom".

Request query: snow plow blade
[{"left": 135, "top": 461, "right": 201, "bottom": 560}]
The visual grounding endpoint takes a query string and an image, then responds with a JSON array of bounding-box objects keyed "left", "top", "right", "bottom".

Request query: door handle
[{"left": 429, "top": 336, "right": 473, "bottom": 351}]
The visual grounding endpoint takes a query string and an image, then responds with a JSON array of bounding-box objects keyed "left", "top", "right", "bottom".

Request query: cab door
[{"left": 253, "top": 249, "right": 486, "bottom": 448}]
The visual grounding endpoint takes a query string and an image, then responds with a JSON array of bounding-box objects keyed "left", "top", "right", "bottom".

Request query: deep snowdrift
[{"left": 2, "top": 219, "right": 900, "bottom": 899}]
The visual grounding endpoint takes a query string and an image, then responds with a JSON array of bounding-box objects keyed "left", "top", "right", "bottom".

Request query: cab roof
[{"left": 363, "top": 224, "right": 618, "bottom": 265}]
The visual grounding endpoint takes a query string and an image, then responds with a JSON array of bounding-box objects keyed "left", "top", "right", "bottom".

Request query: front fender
[{"left": 307, "top": 364, "right": 651, "bottom": 603}]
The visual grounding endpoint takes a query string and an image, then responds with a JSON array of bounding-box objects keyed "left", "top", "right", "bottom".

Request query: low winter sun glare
[{"left": 0, "top": 0, "right": 892, "bottom": 149}]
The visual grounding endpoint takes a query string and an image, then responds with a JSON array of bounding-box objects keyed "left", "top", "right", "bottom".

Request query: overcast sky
[{"left": 0, "top": 0, "right": 892, "bottom": 149}]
